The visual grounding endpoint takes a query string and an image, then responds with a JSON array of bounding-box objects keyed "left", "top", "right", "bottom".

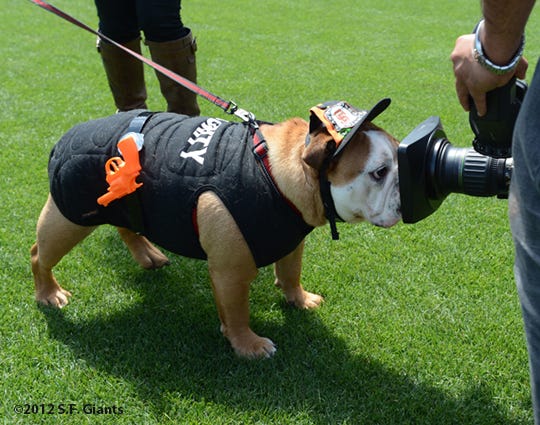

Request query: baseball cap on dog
[{"left": 308, "top": 98, "right": 391, "bottom": 158}]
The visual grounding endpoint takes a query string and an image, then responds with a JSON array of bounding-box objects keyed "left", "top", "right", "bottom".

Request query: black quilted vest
[{"left": 49, "top": 110, "right": 314, "bottom": 267}]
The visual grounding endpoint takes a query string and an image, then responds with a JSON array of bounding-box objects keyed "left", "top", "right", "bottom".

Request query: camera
[{"left": 398, "top": 78, "right": 527, "bottom": 223}]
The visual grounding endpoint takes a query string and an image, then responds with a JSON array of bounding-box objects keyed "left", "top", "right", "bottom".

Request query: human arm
[{"left": 450, "top": 0, "right": 535, "bottom": 116}]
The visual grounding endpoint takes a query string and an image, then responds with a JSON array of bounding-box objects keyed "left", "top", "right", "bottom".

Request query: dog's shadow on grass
[{"left": 40, "top": 236, "right": 523, "bottom": 424}]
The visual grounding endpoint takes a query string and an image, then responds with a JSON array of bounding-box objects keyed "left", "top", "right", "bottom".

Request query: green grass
[{"left": 2, "top": 0, "right": 539, "bottom": 423}]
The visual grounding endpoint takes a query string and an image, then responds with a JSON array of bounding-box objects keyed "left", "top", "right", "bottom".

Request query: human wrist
[{"left": 473, "top": 19, "right": 525, "bottom": 75}]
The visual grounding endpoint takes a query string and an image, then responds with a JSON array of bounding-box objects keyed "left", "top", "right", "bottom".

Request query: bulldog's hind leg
[
  {"left": 198, "top": 192, "right": 276, "bottom": 359},
  {"left": 116, "top": 227, "right": 170, "bottom": 269},
  {"left": 274, "top": 241, "right": 324, "bottom": 309},
  {"left": 31, "top": 195, "right": 96, "bottom": 307}
]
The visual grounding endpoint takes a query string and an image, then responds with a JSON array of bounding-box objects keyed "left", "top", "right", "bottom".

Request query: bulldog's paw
[
  {"left": 233, "top": 336, "right": 277, "bottom": 359},
  {"left": 135, "top": 245, "right": 170, "bottom": 270},
  {"left": 223, "top": 327, "right": 277, "bottom": 359},
  {"left": 278, "top": 284, "right": 324, "bottom": 309},
  {"left": 36, "top": 284, "right": 72, "bottom": 308},
  {"left": 118, "top": 229, "right": 170, "bottom": 269},
  {"left": 292, "top": 290, "right": 324, "bottom": 309}
]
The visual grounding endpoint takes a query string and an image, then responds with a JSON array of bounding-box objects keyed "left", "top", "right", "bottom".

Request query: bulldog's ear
[{"left": 302, "top": 129, "right": 336, "bottom": 170}]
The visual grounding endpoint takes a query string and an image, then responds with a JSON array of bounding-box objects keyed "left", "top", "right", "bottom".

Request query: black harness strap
[
  {"left": 122, "top": 111, "right": 154, "bottom": 234},
  {"left": 126, "top": 111, "right": 154, "bottom": 134}
]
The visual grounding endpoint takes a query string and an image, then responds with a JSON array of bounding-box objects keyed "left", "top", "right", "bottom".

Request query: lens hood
[{"left": 398, "top": 116, "right": 445, "bottom": 223}]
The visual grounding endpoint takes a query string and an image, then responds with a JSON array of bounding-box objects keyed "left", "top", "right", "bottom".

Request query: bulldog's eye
[{"left": 370, "top": 166, "right": 388, "bottom": 182}]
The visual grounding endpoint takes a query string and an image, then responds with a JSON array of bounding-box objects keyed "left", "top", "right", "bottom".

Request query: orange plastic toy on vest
[{"left": 97, "top": 134, "right": 143, "bottom": 207}]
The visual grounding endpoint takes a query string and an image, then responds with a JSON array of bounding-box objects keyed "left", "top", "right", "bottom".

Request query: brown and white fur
[{"left": 31, "top": 117, "right": 400, "bottom": 359}]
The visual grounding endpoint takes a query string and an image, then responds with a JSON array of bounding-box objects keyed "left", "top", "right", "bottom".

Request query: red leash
[{"left": 28, "top": 0, "right": 256, "bottom": 123}]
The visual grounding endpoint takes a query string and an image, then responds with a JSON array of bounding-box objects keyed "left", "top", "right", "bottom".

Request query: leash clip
[{"left": 227, "top": 101, "right": 258, "bottom": 127}]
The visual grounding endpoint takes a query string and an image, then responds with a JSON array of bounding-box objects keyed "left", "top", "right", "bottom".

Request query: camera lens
[
  {"left": 431, "top": 139, "right": 513, "bottom": 199},
  {"left": 398, "top": 116, "right": 513, "bottom": 223}
]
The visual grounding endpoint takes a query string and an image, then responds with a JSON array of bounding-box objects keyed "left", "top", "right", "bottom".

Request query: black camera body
[{"left": 398, "top": 78, "right": 527, "bottom": 223}]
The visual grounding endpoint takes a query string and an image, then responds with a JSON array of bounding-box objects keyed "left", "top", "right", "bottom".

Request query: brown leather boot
[
  {"left": 145, "top": 31, "right": 200, "bottom": 116},
  {"left": 97, "top": 37, "right": 148, "bottom": 111}
]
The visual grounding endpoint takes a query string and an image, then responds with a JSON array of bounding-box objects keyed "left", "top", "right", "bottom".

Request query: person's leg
[
  {"left": 95, "top": 0, "right": 140, "bottom": 42},
  {"left": 136, "top": 0, "right": 189, "bottom": 42},
  {"left": 139, "top": 0, "right": 200, "bottom": 115},
  {"left": 95, "top": 0, "right": 147, "bottom": 111},
  {"left": 509, "top": 62, "right": 540, "bottom": 424}
]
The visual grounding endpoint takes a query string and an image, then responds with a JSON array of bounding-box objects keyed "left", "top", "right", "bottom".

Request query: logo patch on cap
[
  {"left": 323, "top": 102, "right": 366, "bottom": 141},
  {"left": 307, "top": 98, "right": 391, "bottom": 158}
]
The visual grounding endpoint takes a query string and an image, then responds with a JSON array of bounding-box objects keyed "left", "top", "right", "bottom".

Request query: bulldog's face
[
  {"left": 302, "top": 122, "right": 401, "bottom": 228},
  {"left": 329, "top": 126, "right": 401, "bottom": 228}
]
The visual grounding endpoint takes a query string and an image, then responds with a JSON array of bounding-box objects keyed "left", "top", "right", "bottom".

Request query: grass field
[{"left": 2, "top": 0, "right": 540, "bottom": 423}]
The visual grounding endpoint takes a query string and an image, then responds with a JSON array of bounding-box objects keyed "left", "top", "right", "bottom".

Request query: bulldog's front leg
[
  {"left": 198, "top": 192, "right": 276, "bottom": 359},
  {"left": 274, "top": 241, "right": 324, "bottom": 309},
  {"left": 209, "top": 265, "right": 276, "bottom": 359}
]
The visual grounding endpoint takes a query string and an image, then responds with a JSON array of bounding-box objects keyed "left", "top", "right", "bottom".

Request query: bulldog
[{"left": 31, "top": 99, "right": 401, "bottom": 358}]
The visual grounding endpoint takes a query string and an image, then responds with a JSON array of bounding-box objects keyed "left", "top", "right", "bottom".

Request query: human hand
[{"left": 450, "top": 33, "right": 528, "bottom": 116}]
